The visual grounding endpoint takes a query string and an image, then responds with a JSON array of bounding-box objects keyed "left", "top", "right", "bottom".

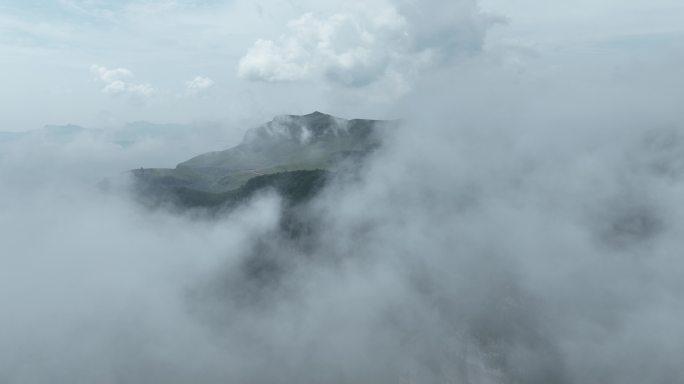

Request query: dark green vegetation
[
  {"left": 148, "top": 170, "right": 329, "bottom": 209},
  {"left": 132, "top": 112, "right": 393, "bottom": 210}
]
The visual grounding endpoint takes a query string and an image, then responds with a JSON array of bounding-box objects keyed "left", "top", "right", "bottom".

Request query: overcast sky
[
  {"left": 2, "top": 2, "right": 684, "bottom": 383},
  {"left": 1, "top": 0, "right": 683, "bottom": 130}
]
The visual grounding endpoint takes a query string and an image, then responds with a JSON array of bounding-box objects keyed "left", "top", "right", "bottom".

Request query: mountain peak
[
  {"left": 277, "top": 111, "right": 333, "bottom": 122},
  {"left": 306, "top": 111, "right": 328, "bottom": 117},
  {"left": 136, "top": 112, "right": 394, "bottom": 195},
  {"left": 242, "top": 111, "right": 370, "bottom": 147},
  {"left": 42, "top": 124, "right": 86, "bottom": 132}
]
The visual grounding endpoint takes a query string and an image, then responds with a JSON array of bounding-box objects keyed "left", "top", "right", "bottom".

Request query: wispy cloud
[
  {"left": 184, "top": 76, "right": 214, "bottom": 96},
  {"left": 91, "top": 65, "right": 156, "bottom": 99}
]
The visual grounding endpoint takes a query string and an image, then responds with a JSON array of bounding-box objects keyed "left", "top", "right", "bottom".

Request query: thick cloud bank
[
  {"left": 238, "top": 0, "right": 496, "bottom": 93},
  {"left": 2, "top": 24, "right": 684, "bottom": 384}
]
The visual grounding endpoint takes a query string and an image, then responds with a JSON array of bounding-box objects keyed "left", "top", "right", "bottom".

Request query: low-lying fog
[{"left": 1, "top": 53, "right": 683, "bottom": 384}]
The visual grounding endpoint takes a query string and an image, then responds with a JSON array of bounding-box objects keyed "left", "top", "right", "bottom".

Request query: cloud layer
[
  {"left": 2, "top": 48, "right": 684, "bottom": 382},
  {"left": 238, "top": 0, "right": 496, "bottom": 93},
  {"left": 1, "top": 1, "right": 684, "bottom": 383}
]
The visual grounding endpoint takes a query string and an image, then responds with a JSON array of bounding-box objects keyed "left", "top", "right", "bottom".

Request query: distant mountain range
[
  {"left": 1, "top": 112, "right": 395, "bottom": 210},
  {"left": 0, "top": 122, "right": 193, "bottom": 147},
  {"left": 132, "top": 112, "right": 396, "bottom": 208}
]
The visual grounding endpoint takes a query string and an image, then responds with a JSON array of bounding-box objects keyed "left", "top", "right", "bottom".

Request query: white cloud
[
  {"left": 91, "top": 65, "right": 156, "bottom": 99},
  {"left": 4, "top": 50, "right": 684, "bottom": 382},
  {"left": 237, "top": 10, "right": 402, "bottom": 87},
  {"left": 184, "top": 76, "right": 215, "bottom": 96},
  {"left": 238, "top": 38, "right": 312, "bottom": 82},
  {"left": 237, "top": 0, "right": 497, "bottom": 92}
]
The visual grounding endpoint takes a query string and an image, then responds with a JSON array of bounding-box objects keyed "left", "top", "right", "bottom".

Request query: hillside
[{"left": 132, "top": 112, "right": 394, "bottom": 208}]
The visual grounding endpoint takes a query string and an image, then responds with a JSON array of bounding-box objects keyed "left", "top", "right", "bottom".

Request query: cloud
[
  {"left": 238, "top": 38, "right": 312, "bottom": 82},
  {"left": 237, "top": 9, "right": 406, "bottom": 87},
  {"left": 238, "top": 0, "right": 497, "bottom": 92},
  {"left": 91, "top": 65, "right": 156, "bottom": 99},
  {"left": 57, "top": 0, "right": 119, "bottom": 21},
  {"left": 3, "top": 52, "right": 684, "bottom": 383},
  {"left": 4, "top": 55, "right": 684, "bottom": 382},
  {"left": 3, "top": 1, "right": 684, "bottom": 383},
  {"left": 184, "top": 76, "right": 215, "bottom": 96}
]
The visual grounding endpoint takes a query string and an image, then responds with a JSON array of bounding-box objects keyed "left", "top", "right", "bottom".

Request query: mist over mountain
[
  {"left": 2, "top": 0, "right": 684, "bottom": 383},
  {"left": 130, "top": 112, "right": 394, "bottom": 209}
]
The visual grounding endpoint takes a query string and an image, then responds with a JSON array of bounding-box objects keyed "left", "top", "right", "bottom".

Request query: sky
[
  {"left": 1, "top": 1, "right": 684, "bottom": 383},
  {"left": 1, "top": 0, "right": 683, "bottom": 131}
]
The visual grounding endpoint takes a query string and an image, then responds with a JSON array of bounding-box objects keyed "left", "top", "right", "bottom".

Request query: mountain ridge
[{"left": 132, "top": 112, "right": 395, "bottom": 208}]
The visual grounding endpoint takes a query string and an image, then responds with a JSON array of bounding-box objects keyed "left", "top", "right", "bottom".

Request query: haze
[{"left": 1, "top": 1, "right": 683, "bottom": 383}]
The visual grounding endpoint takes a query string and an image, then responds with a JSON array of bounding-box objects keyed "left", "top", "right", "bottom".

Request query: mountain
[
  {"left": 132, "top": 112, "right": 395, "bottom": 208},
  {"left": 107, "top": 121, "right": 192, "bottom": 147},
  {"left": 0, "top": 124, "right": 90, "bottom": 144},
  {"left": 0, "top": 122, "right": 193, "bottom": 147},
  {"left": 0, "top": 131, "right": 30, "bottom": 143}
]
